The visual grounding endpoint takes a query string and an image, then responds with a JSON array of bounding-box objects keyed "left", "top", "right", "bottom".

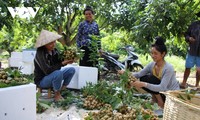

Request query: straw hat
[{"left": 35, "top": 30, "right": 62, "bottom": 48}]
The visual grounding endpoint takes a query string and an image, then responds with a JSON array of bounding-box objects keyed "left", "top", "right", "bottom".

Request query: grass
[
  {"left": 165, "top": 55, "right": 186, "bottom": 72},
  {"left": 139, "top": 54, "right": 188, "bottom": 73}
]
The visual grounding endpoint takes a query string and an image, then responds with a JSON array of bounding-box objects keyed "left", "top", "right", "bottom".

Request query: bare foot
[
  {"left": 54, "top": 91, "right": 64, "bottom": 102},
  {"left": 54, "top": 95, "right": 64, "bottom": 102},
  {"left": 180, "top": 83, "right": 187, "bottom": 89},
  {"left": 61, "top": 86, "right": 67, "bottom": 90}
]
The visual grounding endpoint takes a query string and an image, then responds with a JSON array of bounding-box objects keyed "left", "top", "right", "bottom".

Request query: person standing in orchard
[
  {"left": 76, "top": 6, "right": 101, "bottom": 67},
  {"left": 180, "top": 12, "right": 200, "bottom": 88}
]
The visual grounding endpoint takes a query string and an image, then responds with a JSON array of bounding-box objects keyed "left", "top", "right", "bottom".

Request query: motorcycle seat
[{"left": 108, "top": 53, "right": 119, "bottom": 60}]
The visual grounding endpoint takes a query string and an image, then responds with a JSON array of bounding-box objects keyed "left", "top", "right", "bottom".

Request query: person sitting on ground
[
  {"left": 119, "top": 36, "right": 180, "bottom": 108},
  {"left": 34, "top": 30, "right": 75, "bottom": 102}
]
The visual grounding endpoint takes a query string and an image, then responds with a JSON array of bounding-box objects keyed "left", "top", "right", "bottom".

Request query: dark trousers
[
  {"left": 79, "top": 46, "right": 94, "bottom": 67},
  {"left": 140, "top": 75, "right": 166, "bottom": 102},
  {"left": 79, "top": 46, "right": 100, "bottom": 80}
]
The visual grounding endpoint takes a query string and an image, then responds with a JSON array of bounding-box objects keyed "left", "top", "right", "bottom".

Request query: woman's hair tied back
[
  {"left": 152, "top": 36, "right": 167, "bottom": 54},
  {"left": 154, "top": 36, "right": 165, "bottom": 46}
]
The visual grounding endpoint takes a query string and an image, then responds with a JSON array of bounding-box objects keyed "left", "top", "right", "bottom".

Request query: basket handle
[{"left": 160, "top": 87, "right": 200, "bottom": 95}]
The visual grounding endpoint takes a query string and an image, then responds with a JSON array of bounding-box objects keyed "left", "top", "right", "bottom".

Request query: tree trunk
[{"left": 57, "top": 26, "right": 66, "bottom": 45}]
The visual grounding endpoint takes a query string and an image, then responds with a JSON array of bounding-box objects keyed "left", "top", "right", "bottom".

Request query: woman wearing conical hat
[{"left": 34, "top": 30, "right": 75, "bottom": 101}]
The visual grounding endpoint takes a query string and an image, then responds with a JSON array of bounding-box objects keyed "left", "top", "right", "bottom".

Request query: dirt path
[
  {"left": 37, "top": 105, "right": 90, "bottom": 120},
  {"left": 176, "top": 72, "right": 197, "bottom": 86}
]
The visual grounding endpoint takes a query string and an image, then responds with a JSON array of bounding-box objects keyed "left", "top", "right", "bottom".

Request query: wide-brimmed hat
[{"left": 35, "top": 30, "right": 62, "bottom": 48}]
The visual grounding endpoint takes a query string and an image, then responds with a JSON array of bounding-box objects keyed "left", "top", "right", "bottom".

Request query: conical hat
[{"left": 35, "top": 30, "right": 62, "bottom": 48}]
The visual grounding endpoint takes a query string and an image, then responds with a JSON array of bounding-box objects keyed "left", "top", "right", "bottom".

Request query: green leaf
[
  {"left": 177, "top": 94, "right": 186, "bottom": 100},
  {"left": 186, "top": 94, "right": 191, "bottom": 100}
]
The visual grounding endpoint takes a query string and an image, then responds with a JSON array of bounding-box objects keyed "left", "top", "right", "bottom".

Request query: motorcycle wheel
[{"left": 129, "top": 64, "right": 143, "bottom": 72}]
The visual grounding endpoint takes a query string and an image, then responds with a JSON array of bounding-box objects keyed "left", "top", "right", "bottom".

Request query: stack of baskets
[{"left": 163, "top": 88, "right": 200, "bottom": 120}]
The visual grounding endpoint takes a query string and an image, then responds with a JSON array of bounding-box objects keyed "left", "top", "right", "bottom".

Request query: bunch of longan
[
  {"left": 125, "top": 73, "right": 138, "bottom": 89},
  {"left": 83, "top": 95, "right": 104, "bottom": 110},
  {"left": 0, "top": 70, "right": 7, "bottom": 79},
  {"left": 85, "top": 104, "right": 113, "bottom": 120},
  {"left": 12, "top": 77, "right": 28, "bottom": 84},
  {"left": 0, "top": 70, "right": 9, "bottom": 83},
  {"left": 63, "top": 48, "right": 77, "bottom": 60}
]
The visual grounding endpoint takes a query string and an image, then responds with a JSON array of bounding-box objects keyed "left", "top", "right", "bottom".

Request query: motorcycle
[
  {"left": 121, "top": 45, "right": 143, "bottom": 72},
  {"left": 100, "top": 45, "right": 143, "bottom": 74}
]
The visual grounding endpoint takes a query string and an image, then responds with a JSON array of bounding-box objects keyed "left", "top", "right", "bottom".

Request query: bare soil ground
[
  {"left": 36, "top": 105, "right": 90, "bottom": 120},
  {"left": 176, "top": 72, "right": 197, "bottom": 86}
]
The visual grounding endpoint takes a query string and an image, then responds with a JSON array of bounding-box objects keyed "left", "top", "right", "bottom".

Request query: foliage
[
  {"left": 113, "top": 0, "right": 200, "bottom": 57},
  {"left": 53, "top": 90, "right": 83, "bottom": 110},
  {"left": 1, "top": 0, "right": 200, "bottom": 57},
  {"left": 0, "top": 17, "right": 37, "bottom": 55},
  {"left": 0, "top": 68, "right": 33, "bottom": 88},
  {"left": 29, "top": 0, "right": 126, "bottom": 46},
  {"left": 0, "top": 0, "right": 20, "bottom": 30},
  {"left": 81, "top": 71, "right": 156, "bottom": 110},
  {"left": 36, "top": 92, "right": 51, "bottom": 113},
  {"left": 36, "top": 100, "right": 51, "bottom": 113},
  {"left": 82, "top": 73, "right": 160, "bottom": 119},
  {"left": 81, "top": 81, "right": 121, "bottom": 109},
  {"left": 88, "top": 35, "right": 102, "bottom": 67},
  {"left": 0, "top": 1, "right": 39, "bottom": 55},
  {"left": 53, "top": 90, "right": 74, "bottom": 109},
  {"left": 0, "top": 0, "right": 126, "bottom": 54},
  {"left": 101, "top": 31, "right": 129, "bottom": 52},
  {"left": 139, "top": 54, "right": 187, "bottom": 72},
  {"left": 177, "top": 88, "right": 199, "bottom": 101}
]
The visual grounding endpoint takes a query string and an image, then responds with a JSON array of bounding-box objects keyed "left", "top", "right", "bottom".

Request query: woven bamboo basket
[{"left": 163, "top": 90, "right": 200, "bottom": 120}]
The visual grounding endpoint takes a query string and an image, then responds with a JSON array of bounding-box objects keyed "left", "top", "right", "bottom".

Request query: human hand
[
  {"left": 62, "top": 59, "right": 74, "bottom": 65},
  {"left": 117, "top": 70, "right": 125, "bottom": 75},
  {"left": 98, "top": 49, "right": 103, "bottom": 56},
  {"left": 130, "top": 81, "right": 147, "bottom": 88},
  {"left": 189, "top": 37, "right": 195, "bottom": 43},
  {"left": 98, "top": 49, "right": 103, "bottom": 53}
]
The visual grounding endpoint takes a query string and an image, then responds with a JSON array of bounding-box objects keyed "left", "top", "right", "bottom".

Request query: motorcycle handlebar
[{"left": 118, "top": 45, "right": 135, "bottom": 51}]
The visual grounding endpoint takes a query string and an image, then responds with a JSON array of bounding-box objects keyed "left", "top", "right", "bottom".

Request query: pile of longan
[
  {"left": 0, "top": 69, "right": 28, "bottom": 84},
  {"left": 83, "top": 95, "right": 104, "bottom": 110},
  {"left": 0, "top": 70, "right": 8, "bottom": 83},
  {"left": 84, "top": 104, "right": 159, "bottom": 120}
]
